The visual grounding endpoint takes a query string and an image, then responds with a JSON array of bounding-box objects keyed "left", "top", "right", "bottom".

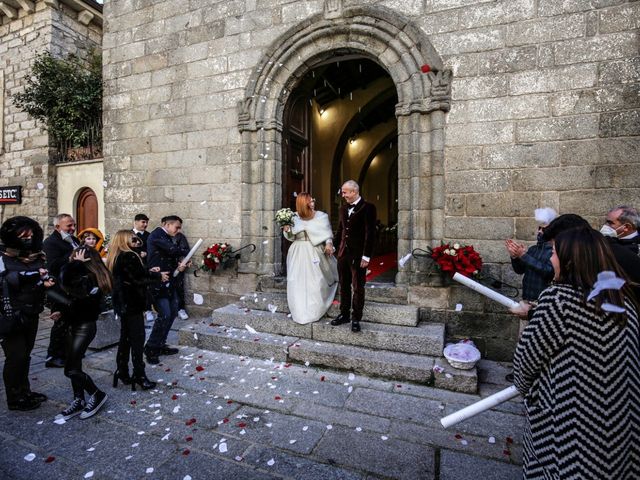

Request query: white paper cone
[
  {"left": 452, "top": 273, "right": 519, "bottom": 309},
  {"left": 173, "top": 238, "right": 203, "bottom": 277},
  {"left": 440, "top": 385, "right": 520, "bottom": 428}
]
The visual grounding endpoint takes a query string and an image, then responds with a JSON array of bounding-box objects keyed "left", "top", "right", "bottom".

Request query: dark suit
[
  {"left": 132, "top": 229, "right": 150, "bottom": 259},
  {"left": 43, "top": 230, "right": 79, "bottom": 360},
  {"left": 144, "top": 227, "right": 189, "bottom": 352},
  {"left": 334, "top": 198, "right": 377, "bottom": 321}
]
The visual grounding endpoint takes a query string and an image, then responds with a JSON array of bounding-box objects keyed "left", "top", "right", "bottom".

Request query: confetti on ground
[
  {"left": 193, "top": 293, "right": 204, "bottom": 305},
  {"left": 146, "top": 467, "right": 154, "bottom": 474},
  {"left": 461, "top": 439, "right": 468, "bottom": 445},
  {"left": 262, "top": 240, "right": 269, "bottom": 244},
  {"left": 184, "top": 476, "right": 192, "bottom": 480},
  {"left": 267, "top": 458, "right": 275, "bottom": 466},
  {"left": 200, "top": 200, "right": 207, "bottom": 205},
  {"left": 45, "top": 456, "right": 55, "bottom": 463},
  {"left": 289, "top": 439, "right": 297, "bottom": 444},
  {"left": 24, "top": 453, "right": 36, "bottom": 462},
  {"left": 86, "top": 447, "right": 96, "bottom": 452},
  {"left": 235, "top": 456, "right": 243, "bottom": 461},
  {"left": 326, "top": 425, "right": 332, "bottom": 430},
  {"left": 102, "top": 181, "right": 108, "bottom": 187},
  {"left": 245, "top": 324, "right": 257, "bottom": 334},
  {"left": 398, "top": 253, "right": 412, "bottom": 268},
  {"left": 267, "top": 304, "right": 277, "bottom": 313},
  {"left": 381, "top": 436, "right": 388, "bottom": 441},
  {"left": 53, "top": 418, "right": 66, "bottom": 425},
  {"left": 84, "top": 471, "right": 94, "bottom": 478},
  {"left": 356, "top": 427, "right": 362, "bottom": 432},
  {"left": 37, "top": 183, "right": 45, "bottom": 190},
  {"left": 219, "top": 443, "right": 228, "bottom": 453},
  {"left": 302, "top": 426, "right": 309, "bottom": 431},
  {"left": 488, "top": 436, "right": 496, "bottom": 444},
  {"left": 455, "top": 304, "right": 463, "bottom": 311}
]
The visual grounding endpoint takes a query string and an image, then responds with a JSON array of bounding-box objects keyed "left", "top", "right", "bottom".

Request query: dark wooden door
[
  {"left": 281, "top": 95, "right": 311, "bottom": 274},
  {"left": 76, "top": 187, "right": 98, "bottom": 232}
]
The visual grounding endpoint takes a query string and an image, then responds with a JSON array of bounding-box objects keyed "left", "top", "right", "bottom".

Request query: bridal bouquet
[
  {"left": 201, "top": 242, "right": 232, "bottom": 273},
  {"left": 274, "top": 207, "right": 296, "bottom": 227},
  {"left": 429, "top": 242, "right": 482, "bottom": 277}
]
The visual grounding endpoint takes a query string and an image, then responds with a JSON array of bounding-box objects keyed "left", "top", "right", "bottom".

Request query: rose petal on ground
[
  {"left": 182, "top": 449, "right": 190, "bottom": 456},
  {"left": 381, "top": 436, "right": 388, "bottom": 441},
  {"left": 45, "top": 456, "right": 55, "bottom": 463},
  {"left": 195, "top": 365, "right": 204, "bottom": 372},
  {"left": 24, "top": 453, "right": 36, "bottom": 462}
]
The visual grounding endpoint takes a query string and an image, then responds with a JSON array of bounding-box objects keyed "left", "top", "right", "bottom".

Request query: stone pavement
[{"left": 0, "top": 317, "right": 524, "bottom": 479}]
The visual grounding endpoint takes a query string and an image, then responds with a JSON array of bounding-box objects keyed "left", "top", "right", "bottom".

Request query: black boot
[
  {"left": 330, "top": 313, "right": 350, "bottom": 326},
  {"left": 131, "top": 374, "right": 156, "bottom": 391},
  {"left": 8, "top": 396, "right": 41, "bottom": 411},
  {"left": 112, "top": 369, "right": 132, "bottom": 388}
]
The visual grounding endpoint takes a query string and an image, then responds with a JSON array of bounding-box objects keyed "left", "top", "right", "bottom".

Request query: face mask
[
  {"left": 600, "top": 224, "right": 618, "bottom": 238},
  {"left": 19, "top": 238, "right": 33, "bottom": 250}
]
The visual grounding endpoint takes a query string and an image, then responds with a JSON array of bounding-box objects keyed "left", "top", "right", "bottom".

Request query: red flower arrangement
[
  {"left": 201, "top": 242, "right": 232, "bottom": 273},
  {"left": 430, "top": 242, "right": 482, "bottom": 277}
]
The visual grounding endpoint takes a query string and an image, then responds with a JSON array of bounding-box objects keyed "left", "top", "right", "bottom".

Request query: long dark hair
[
  {"left": 70, "top": 247, "right": 112, "bottom": 294},
  {"left": 554, "top": 227, "right": 636, "bottom": 320}
]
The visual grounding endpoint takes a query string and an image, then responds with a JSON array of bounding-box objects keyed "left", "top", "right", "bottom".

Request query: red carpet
[{"left": 366, "top": 252, "right": 398, "bottom": 282}]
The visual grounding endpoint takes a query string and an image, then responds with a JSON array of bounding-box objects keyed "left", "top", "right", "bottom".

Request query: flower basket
[{"left": 443, "top": 341, "right": 481, "bottom": 370}]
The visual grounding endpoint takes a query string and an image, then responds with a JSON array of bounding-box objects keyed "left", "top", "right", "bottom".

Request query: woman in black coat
[
  {"left": 106, "top": 230, "right": 166, "bottom": 390},
  {"left": 56, "top": 247, "right": 112, "bottom": 420},
  {"left": 0, "top": 216, "right": 53, "bottom": 411}
]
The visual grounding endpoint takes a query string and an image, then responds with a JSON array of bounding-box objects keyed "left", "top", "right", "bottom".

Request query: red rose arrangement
[
  {"left": 429, "top": 242, "right": 482, "bottom": 277},
  {"left": 201, "top": 242, "right": 232, "bottom": 273}
]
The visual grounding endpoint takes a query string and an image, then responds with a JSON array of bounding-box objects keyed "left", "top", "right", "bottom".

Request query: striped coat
[{"left": 513, "top": 284, "right": 640, "bottom": 479}]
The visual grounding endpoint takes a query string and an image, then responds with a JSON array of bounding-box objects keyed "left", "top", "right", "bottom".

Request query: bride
[{"left": 282, "top": 193, "right": 338, "bottom": 324}]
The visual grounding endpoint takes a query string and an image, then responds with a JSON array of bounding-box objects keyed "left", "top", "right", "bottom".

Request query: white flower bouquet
[{"left": 274, "top": 208, "right": 296, "bottom": 227}]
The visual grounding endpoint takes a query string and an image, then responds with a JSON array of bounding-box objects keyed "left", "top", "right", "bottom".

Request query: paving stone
[
  {"left": 439, "top": 449, "right": 522, "bottom": 480},
  {"left": 291, "top": 402, "right": 391, "bottom": 434},
  {"left": 0, "top": 437, "right": 84, "bottom": 480},
  {"left": 244, "top": 444, "right": 364, "bottom": 480},
  {"left": 314, "top": 425, "right": 435, "bottom": 479},
  {"left": 214, "top": 406, "right": 327, "bottom": 455}
]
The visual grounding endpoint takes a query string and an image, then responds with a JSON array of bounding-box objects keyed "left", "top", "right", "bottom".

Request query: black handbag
[{"left": 0, "top": 273, "right": 23, "bottom": 337}]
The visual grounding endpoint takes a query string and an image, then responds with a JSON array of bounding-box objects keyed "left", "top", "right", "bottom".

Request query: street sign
[{"left": 0, "top": 186, "right": 22, "bottom": 204}]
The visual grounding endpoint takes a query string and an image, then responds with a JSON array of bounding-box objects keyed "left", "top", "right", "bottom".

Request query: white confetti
[
  {"left": 193, "top": 293, "right": 204, "bottom": 305},
  {"left": 102, "top": 181, "right": 108, "bottom": 187},
  {"left": 461, "top": 439, "right": 468, "bottom": 445},
  {"left": 137, "top": 431, "right": 145, "bottom": 435},
  {"left": 356, "top": 427, "right": 362, "bottom": 432},
  {"left": 381, "top": 436, "right": 388, "bottom": 441},
  {"left": 488, "top": 436, "right": 496, "bottom": 444},
  {"left": 267, "top": 304, "right": 277, "bottom": 313},
  {"left": 200, "top": 200, "right": 207, "bottom": 205},
  {"left": 161, "top": 433, "right": 170, "bottom": 441},
  {"left": 445, "top": 373, "right": 453, "bottom": 379},
  {"left": 455, "top": 303, "right": 463, "bottom": 312},
  {"left": 53, "top": 418, "right": 66, "bottom": 425},
  {"left": 289, "top": 439, "right": 297, "bottom": 444},
  {"left": 194, "top": 333, "right": 198, "bottom": 340},
  {"left": 84, "top": 472, "right": 94, "bottom": 479},
  {"left": 245, "top": 324, "right": 257, "bottom": 334},
  {"left": 173, "top": 406, "right": 181, "bottom": 413},
  {"left": 36, "top": 420, "right": 43, "bottom": 425},
  {"left": 348, "top": 373, "right": 355, "bottom": 381},
  {"left": 262, "top": 240, "right": 269, "bottom": 244},
  {"left": 326, "top": 425, "right": 333, "bottom": 430},
  {"left": 265, "top": 423, "right": 272, "bottom": 427},
  {"left": 235, "top": 456, "right": 243, "bottom": 461},
  {"left": 132, "top": 443, "right": 140, "bottom": 447},
  {"left": 348, "top": 386, "right": 353, "bottom": 393},
  {"left": 86, "top": 447, "right": 95, "bottom": 452},
  {"left": 267, "top": 458, "right": 275, "bottom": 466},
  {"left": 36, "top": 182, "right": 45, "bottom": 190},
  {"left": 146, "top": 467, "right": 154, "bottom": 474},
  {"left": 184, "top": 476, "right": 192, "bottom": 480},
  {"left": 219, "top": 443, "right": 228, "bottom": 453},
  {"left": 302, "top": 426, "right": 309, "bottom": 431},
  {"left": 24, "top": 453, "right": 36, "bottom": 462},
  {"left": 125, "top": 455, "right": 133, "bottom": 460}
]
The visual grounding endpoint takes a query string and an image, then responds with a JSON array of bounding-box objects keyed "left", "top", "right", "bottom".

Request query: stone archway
[{"left": 237, "top": 3, "right": 452, "bottom": 284}]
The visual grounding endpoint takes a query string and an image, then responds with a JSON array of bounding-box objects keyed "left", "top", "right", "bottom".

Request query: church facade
[{"left": 3, "top": 0, "right": 639, "bottom": 359}]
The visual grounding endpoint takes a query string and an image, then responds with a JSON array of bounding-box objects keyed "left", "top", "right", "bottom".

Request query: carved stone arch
[{"left": 238, "top": 4, "right": 452, "bottom": 283}]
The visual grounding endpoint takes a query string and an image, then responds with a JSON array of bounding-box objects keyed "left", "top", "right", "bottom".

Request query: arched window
[{"left": 76, "top": 187, "right": 98, "bottom": 232}]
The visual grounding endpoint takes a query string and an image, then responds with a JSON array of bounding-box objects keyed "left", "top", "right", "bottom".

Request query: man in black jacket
[
  {"left": 602, "top": 205, "right": 640, "bottom": 256},
  {"left": 143, "top": 215, "right": 190, "bottom": 364},
  {"left": 132, "top": 213, "right": 150, "bottom": 260},
  {"left": 42, "top": 213, "right": 80, "bottom": 368}
]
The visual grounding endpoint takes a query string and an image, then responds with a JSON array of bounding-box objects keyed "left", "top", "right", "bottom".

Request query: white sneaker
[
  {"left": 178, "top": 309, "right": 189, "bottom": 320},
  {"left": 145, "top": 311, "right": 156, "bottom": 322}
]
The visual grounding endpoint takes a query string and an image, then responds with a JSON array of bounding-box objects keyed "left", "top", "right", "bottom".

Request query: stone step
[
  {"left": 258, "top": 277, "right": 409, "bottom": 305},
  {"left": 179, "top": 319, "right": 477, "bottom": 393},
  {"left": 211, "top": 304, "right": 442, "bottom": 355},
  {"left": 239, "top": 291, "right": 418, "bottom": 326}
]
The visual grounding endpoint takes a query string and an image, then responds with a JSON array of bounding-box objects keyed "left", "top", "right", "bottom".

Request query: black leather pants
[
  {"left": 0, "top": 313, "right": 39, "bottom": 404},
  {"left": 116, "top": 311, "right": 146, "bottom": 377},
  {"left": 64, "top": 321, "right": 98, "bottom": 400}
]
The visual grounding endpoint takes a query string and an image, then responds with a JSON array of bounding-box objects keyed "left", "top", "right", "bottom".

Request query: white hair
[
  {"left": 342, "top": 180, "right": 359, "bottom": 192},
  {"left": 534, "top": 208, "right": 557, "bottom": 225}
]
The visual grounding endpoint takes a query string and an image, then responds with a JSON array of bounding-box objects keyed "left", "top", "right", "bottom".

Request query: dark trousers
[
  {"left": 337, "top": 254, "right": 367, "bottom": 321},
  {"left": 146, "top": 289, "right": 179, "bottom": 351},
  {"left": 47, "top": 313, "right": 68, "bottom": 360},
  {"left": 0, "top": 313, "right": 39, "bottom": 404},
  {"left": 116, "top": 311, "right": 146, "bottom": 377},
  {"left": 64, "top": 321, "right": 98, "bottom": 400}
]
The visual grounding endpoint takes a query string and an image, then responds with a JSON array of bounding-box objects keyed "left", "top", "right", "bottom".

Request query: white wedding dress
[{"left": 283, "top": 211, "right": 339, "bottom": 324}]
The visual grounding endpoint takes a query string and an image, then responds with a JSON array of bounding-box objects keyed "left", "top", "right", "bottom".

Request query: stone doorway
[{"left": 238, "top": 4, "right": 452, "bottom": 285}]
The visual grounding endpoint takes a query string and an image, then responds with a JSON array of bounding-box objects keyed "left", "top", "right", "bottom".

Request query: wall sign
[{"left": 0, "top": 186, "right": 22, "bottom": 204}]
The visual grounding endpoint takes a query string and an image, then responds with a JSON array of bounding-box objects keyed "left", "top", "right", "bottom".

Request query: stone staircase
[{"left": 178, "top": 281, "right": 478, "bottom": 393}]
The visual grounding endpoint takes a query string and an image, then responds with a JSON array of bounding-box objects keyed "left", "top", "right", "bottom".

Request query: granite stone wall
[{"left": 100, "top": 0, "right": 640, "bottom": 359}]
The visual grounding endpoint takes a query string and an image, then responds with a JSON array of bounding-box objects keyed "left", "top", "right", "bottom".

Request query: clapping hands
[{"left": 505, "top": 239, "right": 526, "bottom": 259}]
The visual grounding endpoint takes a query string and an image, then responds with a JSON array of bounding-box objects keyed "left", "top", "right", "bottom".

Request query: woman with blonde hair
[
  {"left": 282, "top": 193, "right": 338, "bottom": 324},
  {"left": 107, "top": 230, "right": 166, "bottom": 390}
]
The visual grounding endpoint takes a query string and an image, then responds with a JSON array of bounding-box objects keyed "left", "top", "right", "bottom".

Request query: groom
[{"left": 331, "top": 180, "right": 377, "bottom": 332}]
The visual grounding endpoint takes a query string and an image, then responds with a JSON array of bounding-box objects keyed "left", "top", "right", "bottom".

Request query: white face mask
[{"left": 600, "top": 224, "right": 619, "bottom": 238}]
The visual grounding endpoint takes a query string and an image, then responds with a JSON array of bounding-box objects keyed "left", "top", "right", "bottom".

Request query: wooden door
[
  {"left": 76, "top": 187, "right": 98, "bottom": 232},
  {"left": 281, "top": 95, "right": 311, "bottom": 274}
]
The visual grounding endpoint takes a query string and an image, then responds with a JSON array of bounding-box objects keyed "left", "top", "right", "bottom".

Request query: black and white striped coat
[{"left": 513, "top": 284, "right": 640, "bottom": 480}]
